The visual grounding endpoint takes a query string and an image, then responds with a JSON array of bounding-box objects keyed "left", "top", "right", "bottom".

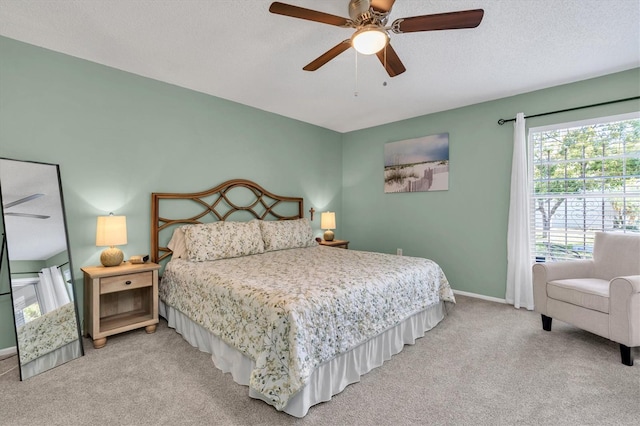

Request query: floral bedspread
[
  {"left": 17, "top": 302, "right": 79, "bottom": 364},
  {"left": 160, "top": 246, "right": 454, "bottom": 410}
]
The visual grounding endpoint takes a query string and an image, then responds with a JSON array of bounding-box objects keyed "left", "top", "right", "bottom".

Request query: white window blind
[{"left": 529, "top": 112, "right": 640, "bottom": 262}]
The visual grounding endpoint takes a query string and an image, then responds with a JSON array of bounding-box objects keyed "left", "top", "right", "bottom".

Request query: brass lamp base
[
  {"left": 100, "top": 246, "right": 124, "bottom": 267},
  {"left": 323, "top": 230, "right": 335, "bottom": 241}
]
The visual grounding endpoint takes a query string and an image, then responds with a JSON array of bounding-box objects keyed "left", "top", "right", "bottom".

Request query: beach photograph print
[{"left": 384, "top": 133, "right": 449, "bottom": 193}]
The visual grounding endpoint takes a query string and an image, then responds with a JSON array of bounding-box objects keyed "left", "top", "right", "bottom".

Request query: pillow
[
  {"left": 182, "top": 220, "right": 265, "bottom": 262},
  {"left": 167, "top": 227, "right": 188, "bottom": 258},
  {"left": 259, "top": 218, "right": 317, "bottom": 252}
]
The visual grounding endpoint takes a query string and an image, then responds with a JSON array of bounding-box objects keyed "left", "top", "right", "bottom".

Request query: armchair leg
[
  {"left": 541, "top": 314, "right": 552, "bottom": 331},
  {"left": 620, "top": 344, "right": 633, "bottom": 366}
]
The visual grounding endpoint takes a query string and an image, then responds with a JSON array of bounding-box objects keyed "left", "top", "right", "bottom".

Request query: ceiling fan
[
  {"left": 3, "top": 193, "right": 50, "bottom": 219},
  {"left": 269, "top": 0, "right": 484, "bottom": 77}
]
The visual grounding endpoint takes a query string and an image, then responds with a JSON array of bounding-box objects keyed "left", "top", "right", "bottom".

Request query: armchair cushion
[{"left": 547, "top": 278, "right": 610, "bottom": 314}]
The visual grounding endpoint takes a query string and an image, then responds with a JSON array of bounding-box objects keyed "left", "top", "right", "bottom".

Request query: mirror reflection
[{"left": 0, "top": 158, "right": 83, "bottom": 380}]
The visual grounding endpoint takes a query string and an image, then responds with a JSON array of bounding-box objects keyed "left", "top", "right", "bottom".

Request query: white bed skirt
[
  {"left": 159, "top": 300, "right": 446, "bottom": 417},
  {"left": 20, "top": 340, "right": 82, "bottom": 380}
]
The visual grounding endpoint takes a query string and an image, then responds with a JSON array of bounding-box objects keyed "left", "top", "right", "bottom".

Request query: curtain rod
[
  {"left": 8, "top": 262, "right": 69, "bottom": 275},
  {"left": 497, "top": 96, "right": 640, "bottom": 125}
]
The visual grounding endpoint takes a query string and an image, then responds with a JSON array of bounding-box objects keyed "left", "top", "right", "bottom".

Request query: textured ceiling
[
  {"left": 0, "top": 0, "right": 639, "bottom": 133},
  {"left": 1, "top": 159, "right": 68, "bottom": 261}
]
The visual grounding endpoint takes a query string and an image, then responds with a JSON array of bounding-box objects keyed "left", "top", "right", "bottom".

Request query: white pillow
[
  {"left": 259, "top": 218, "right": 317, "bottom": 252},
  {"left": 182, "top": 220, "right": 265, "bottom": 262},
  {"left": 167, "top": 227, "right": 188, "bottom": 258}
]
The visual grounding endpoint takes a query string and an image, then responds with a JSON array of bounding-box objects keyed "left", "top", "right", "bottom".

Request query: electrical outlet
[{"left": 397, "top": 248, "right": 403, "bottom": 256}]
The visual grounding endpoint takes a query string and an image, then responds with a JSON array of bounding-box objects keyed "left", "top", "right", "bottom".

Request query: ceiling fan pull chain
[{"left": 354, "top": 50, "right": 359, "bottom": 97}]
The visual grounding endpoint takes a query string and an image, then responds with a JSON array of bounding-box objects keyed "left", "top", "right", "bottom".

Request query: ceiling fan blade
[
  {"left": 269, "top": 2, "right": 351, "bottom": 27},
  {"left": 303, "top": 40, "right": 352, "bottom": 71},
  {"left": 376, "top": 43, "right": 406, "bottom": 77},
  {"left": 5, "top": 212, "right": 50, "bottom": 219},
  {"left": 3, "top": 193, "right": 44, "bottom": 209},
  {"left": 370, "top": 0, "right": 396, "bottom": 13},
  {"left": 392, "top": 9, "right": 484, "bottom": 33}
]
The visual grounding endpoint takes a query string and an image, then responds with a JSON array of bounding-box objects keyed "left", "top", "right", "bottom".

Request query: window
[
  {"left": 11, "top": 279, "right": 42, "bottom": 327},
  {"left": 529, "top": 112, "right": 640, "bottom": 262}
]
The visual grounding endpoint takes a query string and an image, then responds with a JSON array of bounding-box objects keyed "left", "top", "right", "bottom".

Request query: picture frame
[{"left": 384, "top": 133, "right": 449, "bottom": 193}]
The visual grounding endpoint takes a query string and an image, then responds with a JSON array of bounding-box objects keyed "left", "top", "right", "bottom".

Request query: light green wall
[
  {"left": 0, "top": 36, "right": 343, "bottom": 349},
  {"left": 9, "top": 260, "right": 45, "bottom": 277},
  {"left": 341, "top": 68, "right": 640, "bottom": 299},
  {"left": 45, "top": 250, "right": 69, "bottom": 268}
]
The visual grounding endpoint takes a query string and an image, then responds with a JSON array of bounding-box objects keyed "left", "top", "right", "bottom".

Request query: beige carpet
[{"left": 1, "top": 295, "right": 638, "bottom": 425}]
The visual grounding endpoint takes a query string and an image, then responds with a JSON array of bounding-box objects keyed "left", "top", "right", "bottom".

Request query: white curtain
[
  {"left": 37, "top": 266, "right": 71, "bottom": 314},
  {"left": 506, "top": 113, "right": 534, "bottom": 310}
]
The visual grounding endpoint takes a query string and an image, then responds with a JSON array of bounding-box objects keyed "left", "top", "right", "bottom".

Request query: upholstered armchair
[{"left": 532, "top": 232, "right": 640, "bottom": 366}]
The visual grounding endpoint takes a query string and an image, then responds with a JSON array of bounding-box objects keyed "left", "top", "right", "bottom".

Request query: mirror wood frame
[{"left": 0, "top": 157, "right": 84, "bottom": 380}]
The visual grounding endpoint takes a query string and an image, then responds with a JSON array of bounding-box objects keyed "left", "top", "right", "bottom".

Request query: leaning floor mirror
[{"left": 0, "top": 158, "right": 83, "bottom": 380}]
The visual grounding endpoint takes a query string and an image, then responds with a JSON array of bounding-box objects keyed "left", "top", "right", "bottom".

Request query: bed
[
  {"left": 151, "top": 179, "right": 455, "bottom": 417},
  {"left": 17, "top": 302, "right": 83, "bottom": 379}
]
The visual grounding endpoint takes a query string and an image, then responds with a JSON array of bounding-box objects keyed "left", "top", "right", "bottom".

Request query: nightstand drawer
[{"left": 100, "top": 271, "right": 153, "bottom": 294}]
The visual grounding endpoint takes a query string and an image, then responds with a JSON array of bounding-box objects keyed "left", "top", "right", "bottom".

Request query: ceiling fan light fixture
[
  {"left": 270, "top": 2, "right": 484, "bottom": 77},
  {"left": 351, "top": 25, "right": 389, "bottom": 55}
]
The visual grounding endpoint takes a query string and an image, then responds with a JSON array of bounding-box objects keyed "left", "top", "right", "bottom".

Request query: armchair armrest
[
  {"left": 609, "top": 275, "right": 640, "bottom": 347},
  {"left": 532, "top": 260, "right": 594, "bottom": 315},
  {"left": 533, "top": 259, "right": 594, "bottom": 281}
]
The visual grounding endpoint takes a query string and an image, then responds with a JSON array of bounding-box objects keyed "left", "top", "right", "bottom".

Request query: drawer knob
[{"left": 125, "top": 280, "right": 132, "bottom": 285}]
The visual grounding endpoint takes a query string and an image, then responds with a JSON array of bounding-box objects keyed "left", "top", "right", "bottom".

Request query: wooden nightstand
[
  {"left": 82, "top": 262, "right": 160, "bottom": 349},
  {"left": 318, "top": 239, "right": 349, "bottom": 249}
]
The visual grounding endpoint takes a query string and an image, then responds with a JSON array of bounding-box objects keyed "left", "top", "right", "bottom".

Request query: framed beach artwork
[{"left": 384, "top": 133, "right": 449, "bottom": 193}]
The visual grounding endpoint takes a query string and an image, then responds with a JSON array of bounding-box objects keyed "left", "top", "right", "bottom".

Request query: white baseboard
[
  {"left": 0, "top": 346, "right": 17, "bottom": 358},
  {"left": 453, "top": 289, "right": 507, "bottom": 304}
]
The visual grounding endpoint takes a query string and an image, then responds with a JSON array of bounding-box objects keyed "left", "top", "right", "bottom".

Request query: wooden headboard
[{"left": 151, "top": 179, "right": 304, "bottom": 264}]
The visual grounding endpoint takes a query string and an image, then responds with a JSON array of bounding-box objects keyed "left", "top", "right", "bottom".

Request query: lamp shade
[
  {"left": 96, "top": 215, "right": 127, "bottom": 247},
  {"left": 321, "top": 212, "right": 336, "bottom": 230},
  {"left": 351, "top": 26, "right": 389, "bottom": 55}
]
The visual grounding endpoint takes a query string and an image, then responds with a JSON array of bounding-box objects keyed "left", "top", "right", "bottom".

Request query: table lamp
[
  {"left": 321, "top": 211, "right": 336, "bottom": 241},
  {"left": 96, "top": 214, "right": 127, "bottom": 267}
]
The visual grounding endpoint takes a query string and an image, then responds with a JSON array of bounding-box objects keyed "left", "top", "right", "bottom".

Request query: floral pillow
[
  {"left": 259, "top": 218, "right": 317, "bottom": 252},
  {"left": 182, "top": 220, "right": 265, "bottom": 262}
]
